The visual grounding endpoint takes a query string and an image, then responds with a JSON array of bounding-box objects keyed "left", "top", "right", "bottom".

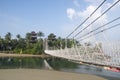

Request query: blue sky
[
  {"left": 0, "top": 0, "right": 120, "bottom": 41},
  {"left": 0, "top": 0, "right": 73, "bottom": 38}
]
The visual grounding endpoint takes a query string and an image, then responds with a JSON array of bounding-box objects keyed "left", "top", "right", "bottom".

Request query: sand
[
  {"left": 0, "top": 69, "right": 107, "bottom": 80},
  {"left": 0, "top": 53, "right": 49, "bottom": 58}
]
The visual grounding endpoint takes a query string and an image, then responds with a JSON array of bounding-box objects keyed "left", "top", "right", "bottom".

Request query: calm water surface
[{"left": 0, "top": 57, "right": 120, "bottom": 80}]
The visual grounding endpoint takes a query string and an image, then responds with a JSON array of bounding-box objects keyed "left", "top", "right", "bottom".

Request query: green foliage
[
  {"left": 37, "top": 31, "right": 44, "bottom": 38},
  {"left": 13, "top": 48, "right": 21, "bottom": 53},
  {"left": 16, "top": 34, "right": 21, "bottom": 39},
  {"left": 5, "top": 32, "right": 12, "bottom": 41},
  {"left": 0, "top": 31, "right": 77, "bottom": 55},
  {"left": 32, "top": 40, "right": 44, "bottom": 54},
  {"left": 23, "top": 49, "right": 33, "bottom": 54}
]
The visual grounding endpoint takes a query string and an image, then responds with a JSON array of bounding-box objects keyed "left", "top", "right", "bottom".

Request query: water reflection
[
  {"left": 0, "top": 57, "right": 78, "bottom": 69},
  {"left": 0, "top": 57, "right": 120, "bottom": 80},
  {"left": 0, "top": 57, "right": 44, "bottom": 69},
  {"left": 46, "top": 58, "right": 78, "bottom": 70}
]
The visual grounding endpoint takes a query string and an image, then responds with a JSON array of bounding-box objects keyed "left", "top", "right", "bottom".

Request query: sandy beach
[{"left": 0, "top": 69, "right": 107, "bottom": 80}]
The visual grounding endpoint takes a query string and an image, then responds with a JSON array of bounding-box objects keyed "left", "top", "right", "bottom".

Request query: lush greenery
[{"left": 0, "top": 31, "right": 75, "bottom": 54}]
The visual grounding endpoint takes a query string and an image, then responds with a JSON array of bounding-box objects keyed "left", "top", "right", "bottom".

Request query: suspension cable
[
  {"left": 74, "top": 0, "right": 120, "bottom": 38},
  {"left": 79, "top": 23, "right": 120, "bottom": 41},
  {"left": 66, "top": 0, "right": 106, "bottom": 38},
  {"left": 76, "top": 17, "right": 120, "bottom": 40}
]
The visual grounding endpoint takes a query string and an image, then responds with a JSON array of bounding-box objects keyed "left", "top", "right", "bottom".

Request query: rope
[
  {"left": 76, "top": 17, "right": 120, "bottom": 40},
  {"left": 74, "top": 0, "right": 120, "bottom": 38},
  {"left": 79, "top": 23, "right": 120, "bottom": 41},
  {"left": 66, "top": 0, "right": 106, "bottom": 38}
]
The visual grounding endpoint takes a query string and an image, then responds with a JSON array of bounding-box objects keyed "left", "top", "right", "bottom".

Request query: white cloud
[
  {"left": 67, "top": 8, "right": 76, "bottom": 20},
  {"left": 73, "top": 0, "right": 80, "bottom": 7},
  {"left": 66, "top": 0, "right": 120, "bottom": 41},
  {"left": 67, "top": 5, "right": 107, "bottom": 25},
  {"left": 78, "top": 5, "right": 97, "bottom": 19},
  {"left": 66, "top": 5, "right": 108, "bottom": 41}
]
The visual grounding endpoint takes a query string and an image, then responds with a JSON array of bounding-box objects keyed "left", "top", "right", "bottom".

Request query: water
[{"left": 0, "top": 57, "right": 120, "bottom": 80}]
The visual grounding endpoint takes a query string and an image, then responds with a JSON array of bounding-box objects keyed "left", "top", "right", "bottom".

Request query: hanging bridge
[{"left": 45, "top": 0, "right": 120, "bottom": 72}]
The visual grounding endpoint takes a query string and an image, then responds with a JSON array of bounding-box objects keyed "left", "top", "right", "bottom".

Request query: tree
[
  {"left": 0, "top": 36, "right": 3, "bottom": 50},
  {"left": 32, "top": 40, "right": 44, "bottom": 54},
  {"left": 0, "top": 36, "right": 1, "bottom": 40},
  {"left": 56, "top": 37, "right": 62, "bottom": 49},
  {"left": 5, "top": 32, "right": 12, "bottom": 41},
  {"left": 67, "top": 39, "right": 74, "bottom": 48},
  {"left": 48, "top": 33, "right": 56, "bottom": 41},
  {"left": 37, "top": 31, "right": 44, "bottom": 39},
  {"left": 16, "top": 34, "right": 21, "bottom": 40},
  {"left": 25, "top": 32, "right": 31, "bottom": 48},
  {"left": 4, "top": 32, "right": 12, "bottom": 50},
  {"left": 16, "top": 38, "right": 26, "bottom": 49},
  {"left": 48, "top": 33, "right": 56, "bottom": 49},
  {"left": 61, "top": 39, "right": 66, "bottom": 49},
  {"left": 26, "top": 32, "right": 31, "bottom": 41}
]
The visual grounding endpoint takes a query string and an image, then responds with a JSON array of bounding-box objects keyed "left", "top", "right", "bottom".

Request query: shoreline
[
  {"left": 0, "top": 53, "right": 50, "bottom": 58},
  {"left": 0, "top": 69, "right": 107, "bottom": 80}
]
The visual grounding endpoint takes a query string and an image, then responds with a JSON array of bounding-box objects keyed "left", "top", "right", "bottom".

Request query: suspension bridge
[{"left": 45, "top": 0, "right": 120, "bottom": 72}]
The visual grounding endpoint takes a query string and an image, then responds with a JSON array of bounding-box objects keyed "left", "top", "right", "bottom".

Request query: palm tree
[
  {"left": 4, "top": 32, "right": 12, "bottom": 50},
  {"left": 25, "top": 32, "right": 31, "bottom": 48},
  {"left": 26, "top": 32, "right": 31, "bottom": 41},
  {"left": 16, "top": 34, "right": 21, "bottom": 40},
  {"left": 48, "top": 33, "right": 56, "bottom": 49},
  {"left": 37, "top": 31, "right": 44, "bottom": 39},
  {"left": 48, "top": 33, "right": 56, "bottom": 41},
  {"left": 0, "top": 36, "right": 2, "bottom": 50},
  {"left": 57, "top": 37, "right": 62, "bottom": 49},
  {"left": 5, "top": 32, "right": 12, "bottom": 41}
]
